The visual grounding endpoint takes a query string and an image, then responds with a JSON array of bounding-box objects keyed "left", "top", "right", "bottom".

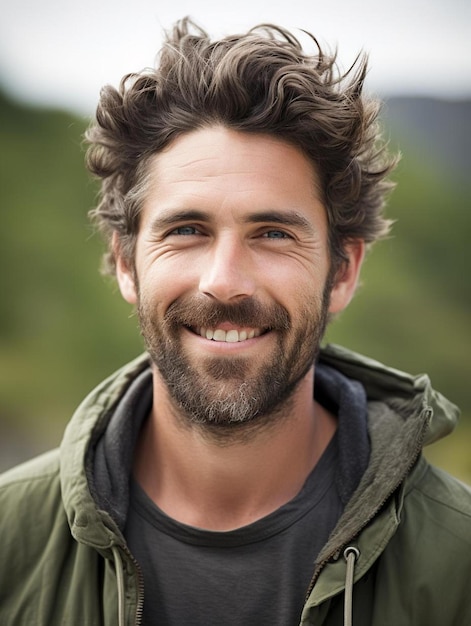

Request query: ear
[
  {"left": 113, "top": 232, "right": 138, "bottom": 304},
  {"left": 328, "top": 240, "right": 365, "bottom": 314}
]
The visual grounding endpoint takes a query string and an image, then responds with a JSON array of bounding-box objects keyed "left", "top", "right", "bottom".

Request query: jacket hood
[
  {"left": 59, "top": 345, "right": 460, "bottom": 552},
  {"left": 310, "top": 343, "right": 460, "bottom": 591},
  {"left": 60, "top": 353, "right": 151, "bottom": 550},
  {"left": 320, "top": 344, "right": 459, "bottom": 446}
]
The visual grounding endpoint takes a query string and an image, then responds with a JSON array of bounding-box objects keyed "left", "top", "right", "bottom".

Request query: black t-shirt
[{"left": 125, "top": 435, "right": 342, "bottom": 626}]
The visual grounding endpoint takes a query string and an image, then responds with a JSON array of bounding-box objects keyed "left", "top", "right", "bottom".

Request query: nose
[{"left": 198, "top": 235, "right": 257, "bottom": 302}]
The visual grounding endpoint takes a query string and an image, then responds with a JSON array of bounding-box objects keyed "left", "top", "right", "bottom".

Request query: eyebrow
[
  {"left": 245, "top": 210, "right": 315, "bottom": 234},
  {"left": 149, "top": 210, "right": 209, "bottom": 232},
  {"left": 148, "top": 208, "right": 315, "bottom": 235}
]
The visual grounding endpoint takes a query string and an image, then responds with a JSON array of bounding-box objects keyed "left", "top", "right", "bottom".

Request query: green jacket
[{"left": 1, "top": 345, "right": 470, "bottom": 626}]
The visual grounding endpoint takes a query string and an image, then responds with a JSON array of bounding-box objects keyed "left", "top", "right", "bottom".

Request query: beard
[{"left": 136, "top": 277, "right": 333, "bottom": 436}]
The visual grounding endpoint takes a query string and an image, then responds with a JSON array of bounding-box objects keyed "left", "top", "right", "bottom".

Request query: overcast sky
[{"left": 0, "top": 0, "right": 470, "bottom": 115}]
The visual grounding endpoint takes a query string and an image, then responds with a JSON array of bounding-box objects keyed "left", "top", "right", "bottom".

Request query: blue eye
[
  {"left": 263, "top": 230, "right": 289, "bottom": 239},
  {"left": 171, "top": 226, "right": 199, "bottom": 236}
]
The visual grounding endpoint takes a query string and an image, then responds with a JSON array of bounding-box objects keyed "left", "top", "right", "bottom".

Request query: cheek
[
  {"left": 138, "top": 257, "right": 198, "bottom": 308},
  {"left": 265, "top": 271, "right": 328, "bottom": 325},
  {"left": 267, "top": 258, "right": 329, "bottom": 297}
]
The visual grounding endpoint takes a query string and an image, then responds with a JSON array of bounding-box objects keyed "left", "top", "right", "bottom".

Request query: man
[{"left": 1, "top": 17, "right": 470, "bottom": 626}]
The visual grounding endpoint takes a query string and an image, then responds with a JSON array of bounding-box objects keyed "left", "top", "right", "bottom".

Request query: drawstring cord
[
  {"left": 343, "top": 546, "right": 360, "bottom": 626},
  {"left": 112, "top": 546, "right": 126, "bottom": 626}
]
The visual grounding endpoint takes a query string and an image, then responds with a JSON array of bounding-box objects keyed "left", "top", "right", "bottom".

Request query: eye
[
  {"left": 262, "top": 229, "right": 291, "bottom": 239},
  {"left": 169, "top": 225, "right": 200, "bottom": 236}
]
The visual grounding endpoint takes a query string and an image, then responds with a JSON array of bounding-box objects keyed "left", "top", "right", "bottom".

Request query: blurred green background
[{"left": 0, "top": 89, "right": 470, "bottom": 481}]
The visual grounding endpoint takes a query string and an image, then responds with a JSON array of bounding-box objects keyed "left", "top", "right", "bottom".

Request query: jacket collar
[{"left": 59, "top": 345, "right": 459, "bottom": 550}]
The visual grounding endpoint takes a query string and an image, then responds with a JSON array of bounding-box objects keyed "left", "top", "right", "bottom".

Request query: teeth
[
  {"left": 197, "top": 327, "right": 262, "bottom": 343},
  {"left": 213, "top": 329, "right": 226, "bottom": 341},
  {"left": 226, "top": 330, "right": 239, "bottom": 343}
]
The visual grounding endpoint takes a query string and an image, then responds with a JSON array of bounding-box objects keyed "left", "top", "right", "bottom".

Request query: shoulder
[
  {"left": 0, "top": 449, "right": 66, "bottom": 541},
  {"left": 0, "top": 448, "right": 60, "bottom": 494},
  {"left": 393, "top": 457, "right": 471, "bottom": 566},
  {"left": 369, "top": 460, "right": 471, "bottom": 623},
  {"left": 0, "top": 451, "right": 104, "bottom": 623},
  {"left": 405, "top": 458, "right": 471, "bottom": 534}
]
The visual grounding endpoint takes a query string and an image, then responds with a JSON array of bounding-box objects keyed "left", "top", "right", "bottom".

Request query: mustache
[{"left": 164, "top": 296, "right": 291, "bottom": 331}]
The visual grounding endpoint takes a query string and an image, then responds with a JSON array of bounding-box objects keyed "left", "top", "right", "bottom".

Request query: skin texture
[{"left": 115, "top": 126, "right": 364, "bottom": 530}]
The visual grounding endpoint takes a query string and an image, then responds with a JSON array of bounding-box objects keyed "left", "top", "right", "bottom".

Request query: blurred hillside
[{"left": 1, "top": 89, "right": 470, "bottom": 480}]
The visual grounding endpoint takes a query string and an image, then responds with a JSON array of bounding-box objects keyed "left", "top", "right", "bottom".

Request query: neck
[{"left": 133, "top": 365, "right": 337, "bottom": 531}]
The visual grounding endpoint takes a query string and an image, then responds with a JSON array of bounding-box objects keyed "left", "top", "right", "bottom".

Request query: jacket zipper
[
  {"left": 112, "top": 542, "right": 145, "bottom": 626},
  {"left": 135, "top": 568, "right": 145, "bottom": 626},
  {"left": 304, "top": 406, "right": 432, "bottom": 601},
  {"left": 129, "top": 548, "right": 145, "bottom": 626}
]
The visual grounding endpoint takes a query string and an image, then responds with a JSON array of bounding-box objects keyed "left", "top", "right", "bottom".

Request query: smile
[{"left": 195, "top": 327, "right": 263, "bottom": 343}]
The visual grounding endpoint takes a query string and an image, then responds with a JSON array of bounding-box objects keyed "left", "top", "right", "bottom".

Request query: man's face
[{"left": 116, "top": 126, "right": 361, "bottom": 430}]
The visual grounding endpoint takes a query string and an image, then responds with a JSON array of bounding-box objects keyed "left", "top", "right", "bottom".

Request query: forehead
[
  {"left": 140, "top": 126, "right": 326, "bottom": 228},
  {"left": 150, "top": 126, "right": 320, "bottom": 188}
]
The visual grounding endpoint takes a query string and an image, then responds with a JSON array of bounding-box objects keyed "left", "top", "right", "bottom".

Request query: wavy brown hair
[{"left": 86, "top": 17, "right": 397, "bottom": 274}]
